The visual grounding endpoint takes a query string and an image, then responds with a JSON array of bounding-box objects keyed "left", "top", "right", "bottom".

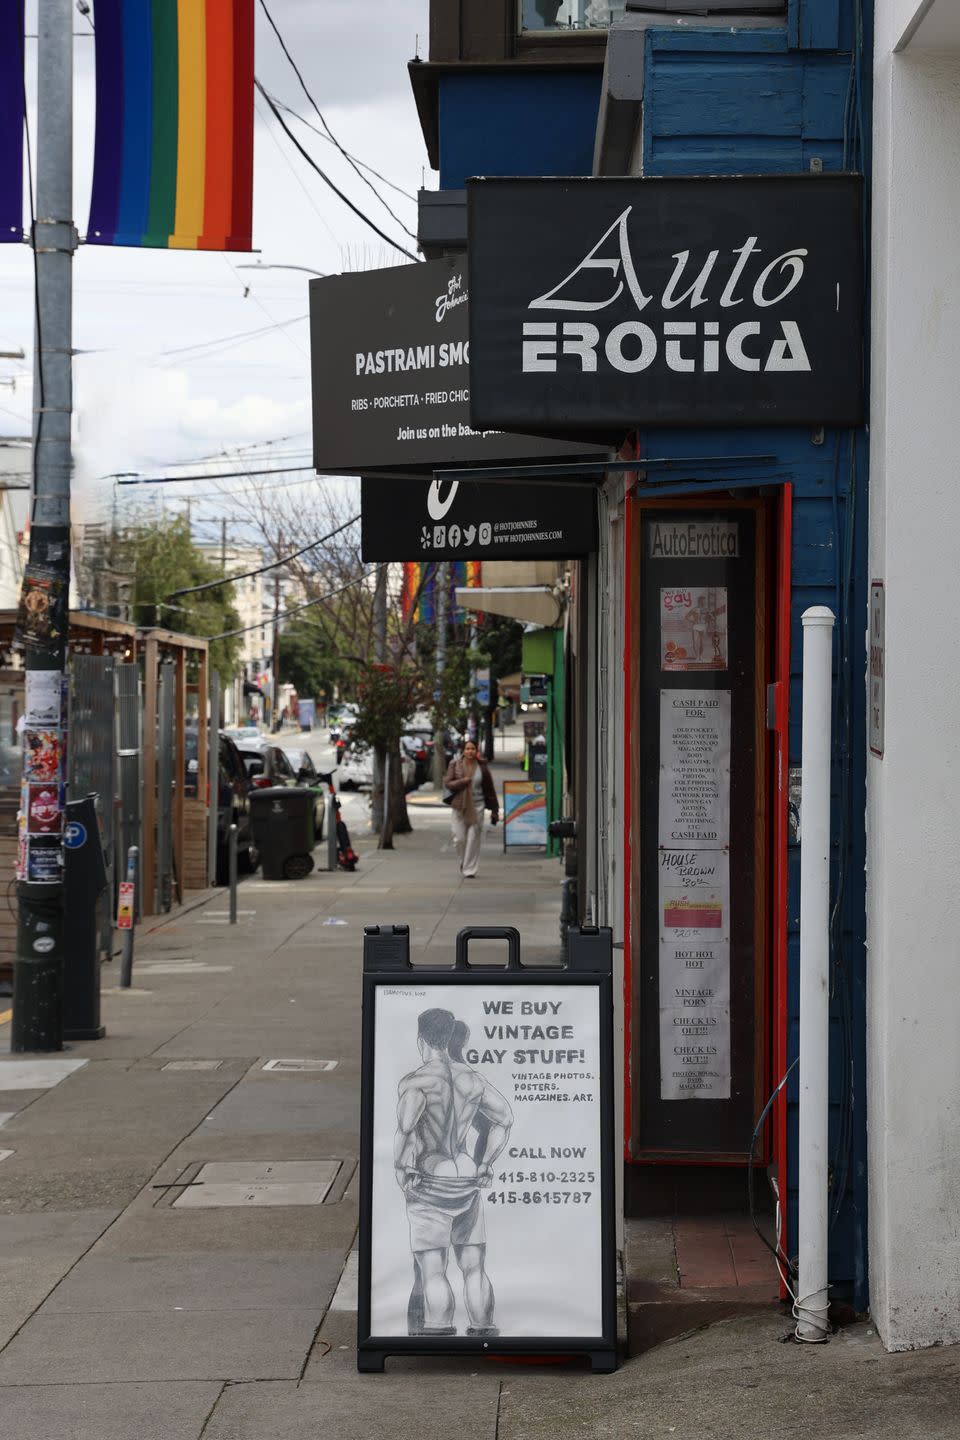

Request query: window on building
[{"left": 520, "top": 0, "right": 625, "bottom": 31}]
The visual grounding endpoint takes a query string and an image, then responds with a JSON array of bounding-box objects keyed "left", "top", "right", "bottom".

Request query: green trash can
[{"left": 250, "top": 787, "right": 316, "bottom": 880}]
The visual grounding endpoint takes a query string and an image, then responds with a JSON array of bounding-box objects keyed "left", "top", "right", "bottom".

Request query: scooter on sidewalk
[{"left": 316, "top": 767, "right": 359, "bottom": 872}]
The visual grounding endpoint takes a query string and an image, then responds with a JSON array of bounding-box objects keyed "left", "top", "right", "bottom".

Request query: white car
[{"left": 337, "top": 745, "right": 374, "bottom": 789}]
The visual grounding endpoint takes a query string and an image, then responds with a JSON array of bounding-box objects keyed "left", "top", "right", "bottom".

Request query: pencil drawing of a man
[{"left": 395, "top": 1008, "right": 513, "bottom": 1336}]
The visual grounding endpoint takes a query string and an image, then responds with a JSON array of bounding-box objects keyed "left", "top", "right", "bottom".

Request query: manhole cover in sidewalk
[
  {"left": 173, "top": 1160, "right": 340, "bottom": 1208},
  {"left": 162, "top": 1060, "right": 223, "bottom": 1072},
  {"left": 262, "top": 1058, "right": 338, "bottom": 1073}
]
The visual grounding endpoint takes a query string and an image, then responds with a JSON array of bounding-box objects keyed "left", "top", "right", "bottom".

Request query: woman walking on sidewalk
[{"left": 444, "top": 739, "right": 499, "bottom": 879}]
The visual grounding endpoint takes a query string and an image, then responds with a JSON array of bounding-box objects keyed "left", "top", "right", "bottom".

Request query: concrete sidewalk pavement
[{"left": 0, "top": 802, "right": 958, "bottom": 1440}]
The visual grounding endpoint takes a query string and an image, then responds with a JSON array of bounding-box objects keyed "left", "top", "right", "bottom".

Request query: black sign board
[
  {"left": 358, "top": 924, "right": 617, "bottom": 1373},
  {"left": 309, "top": 258, "right": 602, "bottom": 475},
  {"left": 360, "top": 477, "right": 598, "bottom": 561},
  {"left": 467, "top": 175, "right": 864, "bottom": 436}
]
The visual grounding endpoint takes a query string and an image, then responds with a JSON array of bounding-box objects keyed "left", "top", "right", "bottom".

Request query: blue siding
[
  {"left": 438, "top": 71, "right": 602, "bottom": 190},
  {"left": 642, "top": 22, "right": 869, "bottom": 1309}
]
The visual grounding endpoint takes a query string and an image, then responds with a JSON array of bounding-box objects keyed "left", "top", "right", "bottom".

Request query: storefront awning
[{"left": 455, "top": 586, "right": 562, "bottom": 629}]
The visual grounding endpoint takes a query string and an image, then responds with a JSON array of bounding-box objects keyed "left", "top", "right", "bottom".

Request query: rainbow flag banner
[
  {"left": 0, "top": 2, "right": 24, "bottom": 242},
  {"left": 87, "top": 0, "right": 254, "bottom": 250}
]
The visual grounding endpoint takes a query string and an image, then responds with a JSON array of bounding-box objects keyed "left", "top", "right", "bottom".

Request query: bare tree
[{"left": 221, "top": 473, "right": 426, "bottom": 838}]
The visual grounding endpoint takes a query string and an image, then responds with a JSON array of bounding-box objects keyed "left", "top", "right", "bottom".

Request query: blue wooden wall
[
  {"left": 438, "top": 70, "right": 602, "bottom": 190},
  {"left": 641, "top": 17, "right": 869, "bottom": 1309}
]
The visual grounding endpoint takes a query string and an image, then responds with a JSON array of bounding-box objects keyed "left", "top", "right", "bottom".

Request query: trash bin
[{"left": 249, "top": 786, "right": 316, "bottom": 881}]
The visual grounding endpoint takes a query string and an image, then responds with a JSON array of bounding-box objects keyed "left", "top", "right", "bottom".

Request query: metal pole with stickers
[{"left": 357, "top": 924, "right": 617, "bottom": 1373}]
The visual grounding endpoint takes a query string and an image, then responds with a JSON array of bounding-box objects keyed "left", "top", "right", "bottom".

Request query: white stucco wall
[{"left": 868, "top": 7, "right": 960, "bottom": 1351}]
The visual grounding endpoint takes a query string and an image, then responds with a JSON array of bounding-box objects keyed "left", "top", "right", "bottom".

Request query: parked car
[
  {"left": 282, "top": 746, "right": 327, "bottom": 840},
  {"left": 214, "top": 732, "right": 259, "bottom": 883},
  {"left": 338, "top": 744, "right": 374, "bottom": 789},
  {"left": 236, "top": 741, "right": 298, "bottom": 790},
  {"left": 222, "top": 724, "right": 263, "bottom": 745}
]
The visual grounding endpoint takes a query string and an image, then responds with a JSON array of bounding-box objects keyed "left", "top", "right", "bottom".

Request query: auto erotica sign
[
  {"left": 309, "top": 258, "right": 602, "bottom": 475},
  {"left": 360, "top": 477, "right": 599, "bottom": 561},
  {"left": 467, "top": 175, "right": 864, "bottom": 435}
]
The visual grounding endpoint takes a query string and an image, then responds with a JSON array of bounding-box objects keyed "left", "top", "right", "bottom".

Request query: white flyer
[
  {"left": 658, "top": 938, "right": 731, "bottom": 1100},
  {"left": 659, "top": 690, "right": 731, "bottom": 848},
  {"left": 24, "top": 670, "right": 63, "bottom": 727},
  {"left": 369, "top": 983, "right": 604, "bottom": 1339}
]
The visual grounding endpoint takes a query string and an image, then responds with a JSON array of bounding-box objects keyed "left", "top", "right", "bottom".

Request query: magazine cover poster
[
  {"left": 370, "top": 983, "right": 603, "bottom": 1339},
  {"left": 660, "top": 586, "right": 728, "bottom": 671}
]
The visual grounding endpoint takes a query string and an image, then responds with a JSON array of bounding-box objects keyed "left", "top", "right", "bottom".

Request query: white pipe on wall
[{"left": 797, "top": 605, "right": 836, "bottom": 1342}]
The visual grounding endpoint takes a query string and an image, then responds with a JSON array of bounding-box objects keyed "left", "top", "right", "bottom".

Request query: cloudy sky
[{"left": 0, "top": 0, "right": 430, "bottom": 529}]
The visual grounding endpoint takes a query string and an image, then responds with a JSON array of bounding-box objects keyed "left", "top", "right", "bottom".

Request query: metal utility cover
[
  {"left": 173, "top": 1160, "right": 340, "bottom": 1208},
  {"left": 162, "top": 1060, "right": 223, "bottom": 1072},
  {"left": 262, "top": 1058, "right": 338, "bottom": 1073}
]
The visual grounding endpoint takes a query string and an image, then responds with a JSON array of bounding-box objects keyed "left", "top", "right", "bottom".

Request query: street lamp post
[{"left": 235, "top": 263, "right": 327, "bottom": 277}]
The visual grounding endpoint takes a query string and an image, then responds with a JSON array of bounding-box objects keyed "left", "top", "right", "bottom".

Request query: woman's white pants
[{"left": 451, "top": 811, "right": 483, "bottom": 877}]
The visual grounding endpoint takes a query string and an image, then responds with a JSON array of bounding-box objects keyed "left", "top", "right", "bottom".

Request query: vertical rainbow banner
[
  {"left": 0, "top": 1, "right": 24, "bottom": 242},
  {"left": 87, "top": 0, "right": 254, "bottom": 250}
]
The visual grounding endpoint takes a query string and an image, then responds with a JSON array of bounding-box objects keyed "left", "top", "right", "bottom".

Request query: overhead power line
[
  {"left": 257, "top": 0, "right": 418, "bottom": 240},
  {"left": 208, "top": 564, "right": 384, "bottom": 641},
  {"left": 255, "top": 81, "right": 419, "bottom": 264},
  {"left": 155, "top": 312, "right": 308, "bottom": 360},
  {"left": 265, "top": 89, "right": 416, "bottom": 204},
  {"left": 115, "top": 464, "right": 315, "bottom": 486},
  {"left": 167, "top": 514, "right": 360, "bottom": 599}
]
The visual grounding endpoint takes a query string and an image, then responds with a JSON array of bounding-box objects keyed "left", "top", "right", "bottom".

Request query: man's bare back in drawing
[{"left": 395, "top": 1009, "right": 513, "bottom": 1335}]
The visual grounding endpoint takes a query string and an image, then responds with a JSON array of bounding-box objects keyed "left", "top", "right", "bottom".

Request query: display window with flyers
[{"left": 624, "top": 495, "right": 788, "bottom": 1176}]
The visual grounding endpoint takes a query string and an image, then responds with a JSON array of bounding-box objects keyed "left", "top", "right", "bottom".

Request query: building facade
[{"left": 412, "top": 0, "right": 879, "bottom": 1337}]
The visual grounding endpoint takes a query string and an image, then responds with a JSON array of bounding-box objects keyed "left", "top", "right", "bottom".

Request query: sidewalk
[{"left": 0, "top": 807, "right": 957, "bottom": 1440}]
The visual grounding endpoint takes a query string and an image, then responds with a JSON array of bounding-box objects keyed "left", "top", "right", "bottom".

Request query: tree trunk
[
  {"left": 371, "top": 741, "right": 386, "bottom": 833},
  {"left": 379, "top": 741, "right": 411, "bottom": 849}
]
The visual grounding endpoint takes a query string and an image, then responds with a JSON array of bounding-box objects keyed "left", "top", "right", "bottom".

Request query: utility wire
[
  {"left": 255, "top": 81, "right": 419, "bottom": 263},
  {"left": 208, "top": 563, "right": 384, "bottom": 641},
  {"left": 257, "top": 0, "right": 418, "bottom": 240},
  {"left": 167, "top": 514, "right": 360, "bottom": 599},
  {"left": 265, "top": 88, "right": 416, "bottom": 204},
  {"left": 155, "top": 312, "right": 308, "bottom": 360},
  {"left": 116, "top": 464, "right": 315, "bottom": 486}
]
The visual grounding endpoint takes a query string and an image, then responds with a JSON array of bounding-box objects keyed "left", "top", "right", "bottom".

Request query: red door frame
[{"left": 620, "top": 483, "right": 792, "bottom": 1195}]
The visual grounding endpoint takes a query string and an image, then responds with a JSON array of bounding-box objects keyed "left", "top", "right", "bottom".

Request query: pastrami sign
[{"left": 466, "top": 176, "right": 863, "bottom": 435}]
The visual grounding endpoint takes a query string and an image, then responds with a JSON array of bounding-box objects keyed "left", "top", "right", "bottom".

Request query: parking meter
[{"left": 63, "top": 793, "right": 109, "bottom": 1040}]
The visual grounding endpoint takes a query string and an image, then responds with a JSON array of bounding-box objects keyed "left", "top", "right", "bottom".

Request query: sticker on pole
[{"left": 117, "top": 881, "right": 135, "bottom": 930}]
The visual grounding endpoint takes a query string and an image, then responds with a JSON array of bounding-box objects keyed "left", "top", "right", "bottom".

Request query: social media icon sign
[
  {"left": 478, "top": 522, "right": 492, "bottom": 546},
  {"left": 433, "top": 525, "right": 446, "bottom": 548}
]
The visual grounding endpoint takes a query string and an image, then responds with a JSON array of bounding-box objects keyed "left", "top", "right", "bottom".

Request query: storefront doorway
[{"left": 624, "top": 492, "right": 789, "bottom": 1214}]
